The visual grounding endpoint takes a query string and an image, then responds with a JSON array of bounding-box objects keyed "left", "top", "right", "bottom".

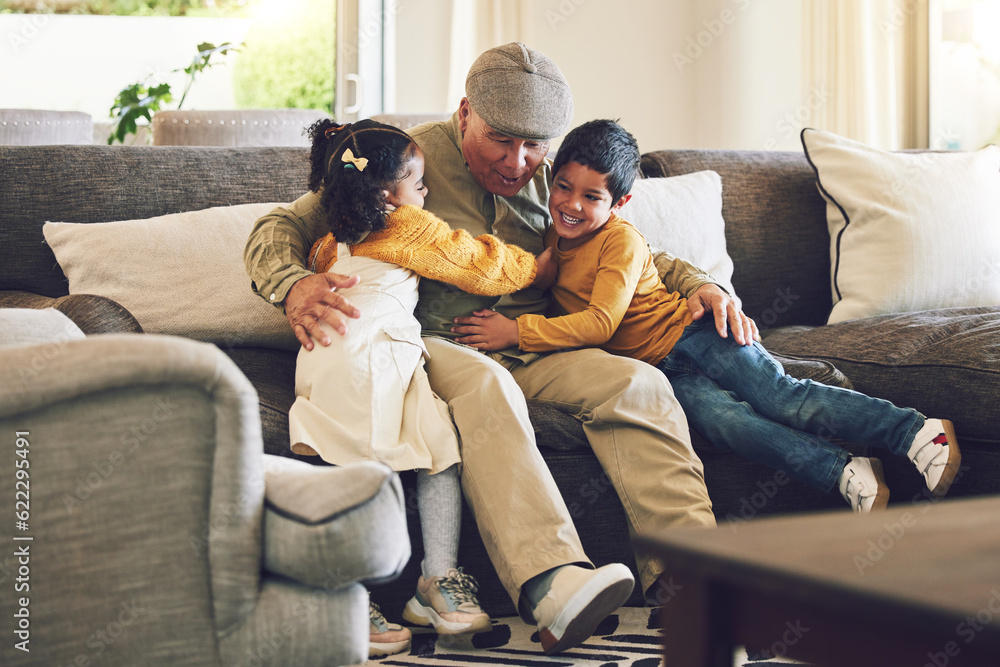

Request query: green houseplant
[{"left": 107, "top": 41, "right": 240, "bottom": 144}]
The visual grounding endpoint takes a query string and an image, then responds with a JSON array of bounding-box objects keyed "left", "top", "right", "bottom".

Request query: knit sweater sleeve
[
  {"left": 308, "top": 233, "right": 339, "bottom": 273},
  {"left": 351, "top": 205, "right": 537, "bottom": 296}
]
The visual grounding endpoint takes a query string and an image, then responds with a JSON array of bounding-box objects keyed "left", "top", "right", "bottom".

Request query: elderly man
[{"left": 245, "top": 43, "right": 745, "bottom": 654}]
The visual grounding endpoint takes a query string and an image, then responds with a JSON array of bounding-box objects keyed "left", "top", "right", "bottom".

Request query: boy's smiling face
[{"left": 549, "top": 160, "right": 630, "bottom": 250}]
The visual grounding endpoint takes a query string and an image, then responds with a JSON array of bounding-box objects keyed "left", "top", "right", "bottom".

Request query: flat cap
[{"left": 465, "top": 42, "right": 573, "bottom": 141}]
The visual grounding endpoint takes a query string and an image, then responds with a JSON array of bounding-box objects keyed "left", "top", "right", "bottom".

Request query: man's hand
[
  {"left": 285, "top": 272, "right": 362, "bottom": 350},
  {"left": 451, "top": 309, "right": 519, "bottom": 351},
  {"left": 688, "top": 283, "right": 760, "bottom": 345},
  {"left": 532, "top": 246, "right": 558, "bottom": 290}
]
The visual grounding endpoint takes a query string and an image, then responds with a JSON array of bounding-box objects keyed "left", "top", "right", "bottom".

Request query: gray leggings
[{"left": 416, "top": 464, "right": 461, "bottom": 578}]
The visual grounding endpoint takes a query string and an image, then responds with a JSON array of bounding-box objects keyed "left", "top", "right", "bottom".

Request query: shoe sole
[
  {"left": 868, "top": 458, "right": 890, "bottom": 511},
  {"left": 929, "top": 419, "right": 961, "bottom": 497},
  {"left": 539, "top": 564, "right": 634, "bottom": 654},
  {"left": 402, "top": 597, "right": 492, "bottom": 635},
  {"left": 368, "top": 638, "right": 410, "bottom": 657}
]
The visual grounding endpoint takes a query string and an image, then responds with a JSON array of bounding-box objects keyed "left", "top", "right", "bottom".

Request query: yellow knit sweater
[{"left": 308, "top": 204, "right": 537, "bottom": 297}]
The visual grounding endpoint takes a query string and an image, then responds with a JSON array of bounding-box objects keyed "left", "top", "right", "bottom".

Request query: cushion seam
[
  {"left": 264, "top": 471, "right": 393, "bottom": 526},
  {"left": 801, "top": 128, "right": 849, "bottom": 303}
]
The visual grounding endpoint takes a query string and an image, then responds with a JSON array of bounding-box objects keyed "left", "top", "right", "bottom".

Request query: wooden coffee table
[{"left": 635, "top": 495, "right": 1000, "bottom": 667}]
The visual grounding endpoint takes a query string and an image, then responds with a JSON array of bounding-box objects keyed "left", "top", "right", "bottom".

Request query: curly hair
[{"left": 306, "top": 118, "right": 417, "bottom": 244}]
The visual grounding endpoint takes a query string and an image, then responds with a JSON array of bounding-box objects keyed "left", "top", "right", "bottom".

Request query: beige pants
[{"left": 422, "top": 337, "right": 716, "bottom": 608}]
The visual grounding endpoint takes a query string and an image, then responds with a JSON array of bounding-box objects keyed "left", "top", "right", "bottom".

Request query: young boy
[{"left": 465, "top": 118, "right": 962, "bottom": 513}]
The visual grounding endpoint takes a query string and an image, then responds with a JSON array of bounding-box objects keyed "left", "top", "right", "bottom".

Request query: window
[
  {"left": 1, "top": 0, "right": 336, "bottom": 141},
  {"left": 930, "top": 0, "right": 1000, "bottom": 149}
]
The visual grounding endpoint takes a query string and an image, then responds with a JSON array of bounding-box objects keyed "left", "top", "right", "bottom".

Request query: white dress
[{"left": 288, "top": 243, "right": 461, "bottom": 473}]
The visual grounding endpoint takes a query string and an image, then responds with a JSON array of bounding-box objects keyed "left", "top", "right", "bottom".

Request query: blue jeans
[{"left": 657, "top": 322, "right": 925, "bottom": 491}]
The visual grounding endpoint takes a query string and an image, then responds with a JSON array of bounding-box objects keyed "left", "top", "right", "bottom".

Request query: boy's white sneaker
[
  {"left": 907, "top": 418, "right": 961, "bottom": 497},
  {"left": 530, "top": 563, "right": 634, "bottom": 654},
  {"left": 839, "top": 456, "right": 890, "bottom": 513}
]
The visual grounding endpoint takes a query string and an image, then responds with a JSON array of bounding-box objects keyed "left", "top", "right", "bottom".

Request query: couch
[
  {"left": 2, "top": 143, "right": 998, "bottom": 624},
  {"left": 0, "top": 308, "right": 410, "bottom": 666},
  {"left": 0, "top": 108, "right": 93, "bottom": 145}
]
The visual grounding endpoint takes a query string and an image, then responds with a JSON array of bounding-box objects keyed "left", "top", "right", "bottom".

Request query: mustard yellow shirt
[
  {"left": 517, "top": 214, "right": 694, "bottom": 365},
  {"left": 307, "top": 205, "right": 537, "bottom": 296}
]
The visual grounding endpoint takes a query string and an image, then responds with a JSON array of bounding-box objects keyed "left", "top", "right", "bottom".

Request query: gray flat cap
[{"left": 465, "top": 42, "right": 573, "bottom": 141}]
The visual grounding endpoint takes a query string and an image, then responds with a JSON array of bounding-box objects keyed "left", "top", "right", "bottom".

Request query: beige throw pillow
[
  {"left": 617, "top": 170, "right": 736, "bottom": 296},
  {"left": 802, "top": 128, "right": 1000, "bottom": 324},
  {"left": 43, "top": 203, "right": 299, "bottom": 351},
  {"left": 0, "top": 308, "right": 86, "bottom": 348}
]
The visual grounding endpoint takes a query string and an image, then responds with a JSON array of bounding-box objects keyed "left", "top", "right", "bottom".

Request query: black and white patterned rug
[{"left": 362, "top": 606, "right": 808, "bottom": 667}]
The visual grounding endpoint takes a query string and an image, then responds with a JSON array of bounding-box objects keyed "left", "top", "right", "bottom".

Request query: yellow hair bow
[{"left": 342, "top": 148, "right": 368, "bottom": 172}]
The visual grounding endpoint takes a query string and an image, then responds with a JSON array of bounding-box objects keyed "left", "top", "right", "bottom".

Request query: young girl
[{"left": 288, "top": 118, "right": 549, "bottom": 657}]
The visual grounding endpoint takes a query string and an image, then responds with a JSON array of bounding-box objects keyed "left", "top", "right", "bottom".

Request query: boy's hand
[
  {"left": 451, "top": 310, "right": 520, "bottom": 351},
  {"left": 688, "top": 283, "right": 760, "bottom": 346},
  {"left": 531, "top": 247, "right": 558, "bottom": 290}
]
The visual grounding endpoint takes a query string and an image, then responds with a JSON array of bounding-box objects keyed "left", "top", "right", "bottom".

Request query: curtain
[
  {"left": 444, "top": 0, "right": 528, "bottom": 111},
  {"left": 803, "top": 0, "right": 928, "bottom": 149}
]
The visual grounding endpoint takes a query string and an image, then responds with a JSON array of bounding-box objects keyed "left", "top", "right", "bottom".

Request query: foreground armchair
[{"left": 0, "top": 319, "right": 409, "bottom": 666}]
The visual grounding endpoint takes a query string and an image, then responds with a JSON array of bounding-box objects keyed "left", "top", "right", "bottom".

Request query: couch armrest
[
  {"left": 262, "top": 455, "right": 410, "bottom": 589},
  {"left": 0, "top": 333, "right": 269, "bottom": 657},
  {"left": 0, "top": 290, "right": 143, "bottom": 334}
]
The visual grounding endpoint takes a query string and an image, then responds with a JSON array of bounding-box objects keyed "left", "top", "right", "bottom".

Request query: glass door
[{"left": 336, "top": 0, "right": 391, "bottom": 121}]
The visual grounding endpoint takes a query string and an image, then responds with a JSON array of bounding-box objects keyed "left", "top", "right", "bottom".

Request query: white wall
[
  {"left": 389, "top": 0, "right": 806, "bottom": 152},
  {"left": 391, "top": 0, "right": 454, "bottom": 114},
  {"left": 690, "top": 0, "right": 807, "bottom": 151},
  {"left": 520, "top": 1, "right": 697, "bottom": 152},
  {"left": 0, "top": 15, "right": 250, "bottom": 121}
]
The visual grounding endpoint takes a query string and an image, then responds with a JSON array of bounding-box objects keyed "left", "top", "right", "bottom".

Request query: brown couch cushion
[
  {"left": 0, "top": 291, "right": 142, "bottom": 335},
  {"left": 230, "top": 341, "right": 854, "bottom": 461},
  {"left": 762, "top": 307, "right": 1000, "bottom": 449},
  {"left": 641, "top": 149, "right": 833, "bottom": 330},
  {"left": 0, "top": 145, "right": 310, "bottom": 298}
]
